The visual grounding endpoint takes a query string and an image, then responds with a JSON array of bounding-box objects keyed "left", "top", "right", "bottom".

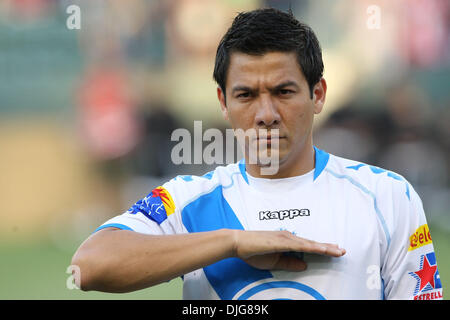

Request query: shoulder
[
  {"left": 162, "top": 162, "right": 243, "bottom": 210},
  {"left": 323, "top": 152, "right": 413, "bottom": 203}
]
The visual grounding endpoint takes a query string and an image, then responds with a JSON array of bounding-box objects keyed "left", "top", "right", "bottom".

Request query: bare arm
[
  {"left": 71, "top": 228, "right": 345, "bottom": 293},
  {"left": 71, "top": 228, "right": 236, "bottom": 293}
]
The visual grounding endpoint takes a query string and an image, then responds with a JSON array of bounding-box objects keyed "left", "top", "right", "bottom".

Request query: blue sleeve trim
[{"left": 93, "top": 223, "right": 134, "bottom": 234}]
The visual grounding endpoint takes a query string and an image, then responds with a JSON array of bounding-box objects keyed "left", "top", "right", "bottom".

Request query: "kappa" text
[{"left": 259, "top": 209, "right": 310, "bottom": 220}]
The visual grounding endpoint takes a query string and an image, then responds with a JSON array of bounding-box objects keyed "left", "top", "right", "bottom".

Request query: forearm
[{"left": 71, "top": 228, "right": 236, "bottom": 293}]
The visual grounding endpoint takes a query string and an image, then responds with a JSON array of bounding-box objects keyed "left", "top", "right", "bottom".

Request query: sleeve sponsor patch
[
  {"left": 128, "top": 186, "right": 176, "bottom": 224},
  {"left": 408, "top": 224, "right": 432, "bottom": 251},
  {"left": 409, "top": 252, "right": 443, "bottom": 300}
]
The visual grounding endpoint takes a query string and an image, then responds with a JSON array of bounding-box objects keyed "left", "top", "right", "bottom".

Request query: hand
[{"left": 232, "top": 230, "right": 346, "bottom": 271}]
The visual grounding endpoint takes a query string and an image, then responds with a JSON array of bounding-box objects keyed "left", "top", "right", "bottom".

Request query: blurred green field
[
  {"left": 0, "top": 237, "right": 183, "bottom": 300},
  {"left": 1, "top": 224, "right": 448, "bottom": 300}
]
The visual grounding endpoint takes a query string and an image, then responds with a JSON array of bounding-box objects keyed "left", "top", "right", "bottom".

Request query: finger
[
  {"left": 282, "top": 232, "right": 345, "bottom": 257},
  {"left": 320, "top": 242, "right": 346, "bottom": 256},
  {"left": 300, "top": 240, "right": 346, "bottom": 257}
]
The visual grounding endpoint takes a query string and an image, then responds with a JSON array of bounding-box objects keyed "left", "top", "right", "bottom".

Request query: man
[{"left": 72, "top": 8, "right": 443, "bottom": 300}]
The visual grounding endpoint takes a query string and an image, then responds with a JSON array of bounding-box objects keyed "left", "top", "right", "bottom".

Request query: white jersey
[{"left": 96, "top": 147, "right": 443, "bottom": 300}]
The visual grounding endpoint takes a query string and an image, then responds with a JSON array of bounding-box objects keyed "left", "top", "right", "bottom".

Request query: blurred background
[{"left": 0, "top": 0, "right": 448, "bottom": 299}]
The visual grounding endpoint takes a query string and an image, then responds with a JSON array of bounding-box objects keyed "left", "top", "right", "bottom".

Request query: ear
[
  {"left": 217, "top": 86, "right": 229, "bottom": 120},
  {"left": 312, "top": 78, "right": 327, "bottom": 115}
]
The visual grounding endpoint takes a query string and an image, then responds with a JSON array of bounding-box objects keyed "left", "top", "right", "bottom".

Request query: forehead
[{"left": 226, "top": 51, "right": 306, "bottom": 89}]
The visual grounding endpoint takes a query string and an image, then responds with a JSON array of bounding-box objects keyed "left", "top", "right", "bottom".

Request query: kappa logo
[{"left": 259, "top": 209, "right": 310, "bottom": 221}]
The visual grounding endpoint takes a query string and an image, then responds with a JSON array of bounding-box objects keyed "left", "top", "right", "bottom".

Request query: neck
[{"left": 245, "top": 141, "right": 315, "bottom": 179}]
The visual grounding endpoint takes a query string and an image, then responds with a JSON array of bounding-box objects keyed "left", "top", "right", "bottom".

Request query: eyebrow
[
  {"left": 231, "top": 85, "right": 255, "bottom": 95},
  {"left": 231, "top": 80, "right": 300, "bottom": 95},
  {"left": 271, "top": 81, "right": 300, "bottom": 92}
]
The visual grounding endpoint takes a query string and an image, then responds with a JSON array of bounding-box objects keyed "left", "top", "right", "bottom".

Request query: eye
[
  {"left": 279, "top": 89, "right": 294, "bottom": 95},
  {"left": 236, "top": 92, "right": 251, "bottom": 99}
]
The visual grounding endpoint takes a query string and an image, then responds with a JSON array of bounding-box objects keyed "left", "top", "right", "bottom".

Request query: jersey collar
[{"left": 238, "top": 146, "right": 330, "bottom": 184}]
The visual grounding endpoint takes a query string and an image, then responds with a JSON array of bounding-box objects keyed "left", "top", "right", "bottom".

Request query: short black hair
[{"left": 213, "top": 8, "right": 324, "bottom": 99}]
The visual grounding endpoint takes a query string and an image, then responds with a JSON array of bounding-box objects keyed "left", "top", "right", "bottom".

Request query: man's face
[{"left": 217, "top": 51, "right": 326, "bottom": 176}]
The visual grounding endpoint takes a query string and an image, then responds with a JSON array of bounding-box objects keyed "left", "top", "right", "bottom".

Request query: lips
[
  {"left": 256, "top": 135, "right": 284, "bottom": 141},
  {"left": 245, "top": 129, "right": 286, "bottom": 144},
  {"left": 255, "top": 136, "right": 285, "bottom": 147},
  {"left": 256, "top": 130, "right": 282, "bottom": 138}
]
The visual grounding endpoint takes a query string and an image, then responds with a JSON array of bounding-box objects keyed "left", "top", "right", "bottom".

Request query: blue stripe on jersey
[
  {"left": 181, "top": 185, "right": 273, "bottom": 299},
  {"left": 325, "top": 168, "right": 391, "bottom": 246}
]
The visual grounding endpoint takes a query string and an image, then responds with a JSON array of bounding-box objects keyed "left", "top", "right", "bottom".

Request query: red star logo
[{"left": 414, "top": 256, "right": 437, "bottom": 292}]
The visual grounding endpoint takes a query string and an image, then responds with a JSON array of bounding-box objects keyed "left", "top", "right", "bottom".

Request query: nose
[{"left": 255, "top": 94, "right": 280, "bottom": 127}]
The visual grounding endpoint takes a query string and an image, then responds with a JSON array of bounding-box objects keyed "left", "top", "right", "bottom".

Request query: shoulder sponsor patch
[
  {"left": 409, "top": 252, "right": 443, "bottom": 300},
  {"left": 128, "top": 186, "right": 176, "bottom": 224},
  {"left": 409, "top": 224, "right": 432, "bottom": 251}
]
